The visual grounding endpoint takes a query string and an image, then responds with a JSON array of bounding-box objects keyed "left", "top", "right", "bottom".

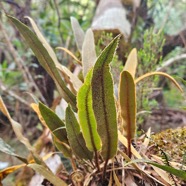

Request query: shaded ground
[{"left": 143, "top": 108, "right": 186, "bottom": 133}]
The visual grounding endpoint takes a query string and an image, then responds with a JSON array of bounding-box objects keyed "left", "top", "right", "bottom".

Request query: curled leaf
[
  {"left": 135, "top": 71, "right": 183, "bottom": 92},
  {"left": 0, "top": 97, "right": 11, "bottom": 119},
  {"left": 24, "top": 16, "right": 58, "bottom": 63},
  {"left": 56, "top": 47, "right": 81, "bottom": 65}
]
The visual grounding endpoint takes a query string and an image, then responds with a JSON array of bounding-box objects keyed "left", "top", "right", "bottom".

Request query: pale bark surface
[{"left": 91, "top": 0, "right": 131, "bottom": 39}]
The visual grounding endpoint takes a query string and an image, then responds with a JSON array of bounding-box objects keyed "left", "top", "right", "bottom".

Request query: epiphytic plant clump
[{"left": 0, "top": 15, "right": 185, "bottom": 185}]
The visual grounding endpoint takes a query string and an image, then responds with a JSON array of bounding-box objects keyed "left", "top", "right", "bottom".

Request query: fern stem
[
  {"left": 70, "top": 158, "right": 77, "bottom": 171},
  {"left": 128, "top": 139, "right": 132, "bottom": 158},
  {"left": 102, "top": 159, "right": 108, "bottom": 181},
  {"left": 94, "top": 151, "right": 100, "bottom": 172}
]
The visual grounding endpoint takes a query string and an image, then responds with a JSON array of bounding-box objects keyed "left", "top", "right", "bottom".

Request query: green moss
[{"left": 151, "top": 127, "right": 186, "bottom": 164}]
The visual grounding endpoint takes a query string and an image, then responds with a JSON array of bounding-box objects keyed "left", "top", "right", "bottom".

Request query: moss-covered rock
[{"left": 151, "top": 127, "right": 186, "bottom": 164}]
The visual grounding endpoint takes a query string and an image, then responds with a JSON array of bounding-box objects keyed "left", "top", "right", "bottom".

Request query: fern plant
[{"left": 0, "top": 14, "right": 186, "bottom": 185}]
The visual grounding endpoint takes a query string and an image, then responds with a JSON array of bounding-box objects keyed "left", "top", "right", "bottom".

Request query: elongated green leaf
[
  {"left": 25, "top": 16, "right": 82, "bottom": 93},
  {"left": 124, "top": 48, "right": 138, "bottom": 78},
  {"left": 82, "top": 29, "right": 97, "bottom": 78},
  {"left": 147, "top": 162, "right": 186, "bottom": 181},
  {"left": 70, "top": 17, "right": 85, "bottom": 53},
  {"left": 77, "top": 70, "right": 102, "bottom": 152},
  {"left": 91, "top": 35, "right": 120, "bottom": 160},
  {"left": 39, "top": 102, "right": 68, "bottom": 143},
  {"left": 32, "top": 104, "right": 70, "bottom": 164},
  {"left": 7, "top": 15, "right": 76, "bottom": 109},
  {"left": 65, "top": 105, "right": 93, "bottom": 160},
  {"left": 28, "top": 163, "right": 68, "bottom": 186},
  {"left": 0, "top": 138, "right": 28, "bottom": 164},
  {"left": 123, "top": 159, "right": 186, "bottom": 181},
  {"left": 119, "top": 71, "right": 136, "bottom": 157},
  {"left": 24, "top": 16, "right": 58, "bottom": 64}
]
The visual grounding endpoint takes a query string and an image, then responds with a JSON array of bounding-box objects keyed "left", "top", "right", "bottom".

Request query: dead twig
[
  {"left": 156, "top": 53, "right": 186, "bottom": 71},
  {"left": 0, "top": 82, "right": 30, "bottom": 107},
  {"left": 0, "top": 19, "right": 47, "bottom": 104},
  {"left": 53, "top": 0, "right": 64, "bottom": 46}
]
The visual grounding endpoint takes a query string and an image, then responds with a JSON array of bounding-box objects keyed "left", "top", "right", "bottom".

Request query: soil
[{"left": 142, "top": 108, "right": 186, "bottom": 133}]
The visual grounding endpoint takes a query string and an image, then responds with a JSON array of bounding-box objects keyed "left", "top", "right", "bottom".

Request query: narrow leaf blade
[
  {"left": 113, "top": 170, "right": 122, "bottom": 186},
  {"left": 39, "top": 102, "right": 68, "bottom": 143},
  {"left": 91, "top": 35, "right": 120, "bottom": 160},
  {"left": 70, "top": 17, "right": 85, "bottom": 53},
  {"left": 26, "top": 16, "right": 82, "bottom": 95},
  {"left": 119, "top": 71, "right": 136, "bottom": 156},
  {"left": 7, "top": 15, "right": 76, "bottom": 109},
  {"left": 82, "top": 29, "right": 97, "bottom": 77},
  {"left": 77, "top": 70, "right": 102, "bottom": 152},
  {"left": 28, "top": 163, "right": 68, "bottom": 186},
  {"left": 147, "top": 162, "right": 186, "bottom": 181},
  {"left": 124, "top": 48, "right": 138, "bottom": 78},
  {"left": 65, "top": 105, "right": 93, "bottom": 160},
  {"left": 24, "top": 16, "right": 58, "bottom": 64}
]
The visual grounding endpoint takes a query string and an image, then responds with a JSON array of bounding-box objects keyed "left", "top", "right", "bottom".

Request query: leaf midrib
[
  {"left": 100, "top": 67, "right": 111, "bottom": 160},
  {"left": 97, "top": 40, "right": 117, "bottom": 159},
  {"left": 125, "top": 74, "right": 132, "bottom": 142}
]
